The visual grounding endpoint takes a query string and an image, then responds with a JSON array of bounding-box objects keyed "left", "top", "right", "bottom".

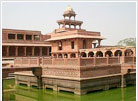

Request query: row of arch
[
  {"left": 53, "top": 53, "right": 77, "bottom": 58},
  {"left": 52, "top": 49, "right": 134, "bottom": 59},
  {"left": 81, "top": 49, "right": 134, "bottom": 57}
]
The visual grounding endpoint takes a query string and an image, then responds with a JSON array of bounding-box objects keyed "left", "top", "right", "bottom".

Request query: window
[
  {"left": 34, "top": 35, "right": 40, "bottom": 40},
  {"left": 71, "top": 41, "right": 74, "bottom": 49},
  {"left": 58, "top": 41, "right": 62, "bottom": 50},
  {"left": 83, "top": 40, "right": 86, "bottom": 49},
  {"left": 8, "top": 34, "right": 15, "bottom": 39},
  {"left": 17, "top": 34, "right": 24, "bottom": 40},
  {"left": 26, "top": 35, "right": 32, "bottom": 40}
]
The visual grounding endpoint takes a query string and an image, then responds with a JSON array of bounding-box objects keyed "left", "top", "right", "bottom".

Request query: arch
[
  {"left": 70, "top": 53, "right": 76, "bottom": 58},
  {"left": 115, "top": 50, "right": 122, "bottom": 56},
  {"left": 105, "top": 51, "right": 113, "bottom": 57},
  {"left": 96, "top": 51, "right": 103, "bottom": 57},
  {"left": 58, "top": 54, "right": 63, "bottom": 58},
  {"left": 81, "top": 52, "right": 87, "bottom": 57},
  {"left": 88, "top": 52, "right": 94, "bottom": 57},
  {"left": 125, "top": 49, "right": 133, "bottom": 56}
]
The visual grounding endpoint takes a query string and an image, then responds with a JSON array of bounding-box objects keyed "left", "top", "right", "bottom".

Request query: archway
[
  {"left": 125, "top": 49, "right": 133, "bottom": 56},
  {"left": 81, "top": 52, "right": 87, "bottom": 57},
  {"left": 96, "top": 51, "right": 103, "bottom": 57},
  {"left": 105, "top": 51, "right": 113, "bottom": 57},
  {"left": 88, "top": 52, "right": 94, "bottom": 57},
  {"left": 115, "top": 50, "right": 122, "bottom": 56},
  {"left": 58, "top": 54, "right": 63, "bottom": 58},
  {"left": 70, "top": 53, "right": 76, "bottom": 58}
]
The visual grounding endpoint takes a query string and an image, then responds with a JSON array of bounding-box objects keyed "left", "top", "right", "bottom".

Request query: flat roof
[
  {"left": 45, "top": 34, "right": 105, "bottom": 41},
  {"left": 2, "top": 43, "right": 51, "bottom": 47}
]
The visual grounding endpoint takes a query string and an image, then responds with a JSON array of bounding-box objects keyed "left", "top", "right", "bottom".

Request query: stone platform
[{"left": 15, "top": 71, "right": 136, "bottom": 95}]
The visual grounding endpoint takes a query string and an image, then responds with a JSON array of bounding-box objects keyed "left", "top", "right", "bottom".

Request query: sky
[{"left": 2, "top": 2, "right": 136, "bottom": 45}]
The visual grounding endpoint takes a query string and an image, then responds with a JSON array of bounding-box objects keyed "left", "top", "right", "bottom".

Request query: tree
[{"left": 117, "top": 38, "right": 136, "bottom": 47}]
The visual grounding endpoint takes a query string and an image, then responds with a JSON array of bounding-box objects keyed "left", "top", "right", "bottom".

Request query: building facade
[
  {"left": 2, "top": 29, "right": 51, "bottom": 58},
  {"left": 3, "top": 6, "right": 136, "bottom": 95}
]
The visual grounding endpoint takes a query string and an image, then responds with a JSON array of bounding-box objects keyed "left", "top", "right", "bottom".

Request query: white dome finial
[{"left": 65, "top": 5, "right": 73, "bottom": 12}]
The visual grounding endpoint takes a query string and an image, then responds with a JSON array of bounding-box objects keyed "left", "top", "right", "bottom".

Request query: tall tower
[
  {"left": 47, "top": 6, "right": 104, "bottom": 58},
  {"left": 57, "top": 6, "right": 83, "bottom": 29}
]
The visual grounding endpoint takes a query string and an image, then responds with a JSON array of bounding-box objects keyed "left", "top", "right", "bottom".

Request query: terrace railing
[{"left": 14, "top": 56, "right": 136, "bottom": 67}]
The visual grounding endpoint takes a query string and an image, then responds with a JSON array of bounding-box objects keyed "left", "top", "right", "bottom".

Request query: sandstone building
[{"left": 2, "top": 6, "right": 136, "bottom": 95}]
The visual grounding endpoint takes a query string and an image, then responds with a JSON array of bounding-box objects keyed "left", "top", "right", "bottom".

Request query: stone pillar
[
  {"left": 74, "top": 25, "right": 76, "bottom": 29},
  {"left": 107, "top": 55, "right": 109, "bottom": 64},
  {"left": 40, "top": 47, "right": 42, "bottom": 57},
  {"left": 24, "top": 47, "right": 26, "bottom": 56},
  {"left": 121, "top": 50, "right": 125, "bottom": 64},
  {"left": 74, "top": 88, "right": 87, "bottom": 95},
  {"left": 32, "top": 35, "right": 34, "bottom": 41},
  {"left": 15, "top": 46, "right": 18, "bottom": 57},
  {"left": 32, "top": 47, "right": 35, "bottom": 56},
  {"left": 118, "top": 55, "right": 120, "bottom": 64},
  {"left": 78, "top": 56, "right": 81, "bottom": 66},
  {"left": 86, "top": 51, "right": 89, "bottom": 58},
  {"left": 24, "top": 34, "right": 26, "bottom": 40},
  {"left": 79, "top": 25, "right": 81, "bottom": 29},
  {"left": 94, "top": 55, "right": 96, "bottom": 65},
  {"left": 98, "top": 40, "right": 101, "bottom": 47},
  {"left": 15, "top": 34, "right": 17, "bottom": 40},
  {"left": 6, "top": 46, "right": 9, "bottom": 57},
  {"left": 103, "top": 51, "right": 106, "bottom": 57},
  {"left": 69, "top": 24, "right": 71, "bottom": 28},
  {"left": 53, "top": 85, "right": 58, "bottom": 91},
  {"left": 46, "top": 47, "right": 49, "bottom": 56},
  {"left": 68, "top": 53, "right": 71, "bottom": 58}
]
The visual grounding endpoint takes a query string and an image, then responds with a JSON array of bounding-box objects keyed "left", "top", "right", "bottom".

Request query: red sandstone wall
[{"left": 80, "top": 65, "right": 121, "bottom": 78}]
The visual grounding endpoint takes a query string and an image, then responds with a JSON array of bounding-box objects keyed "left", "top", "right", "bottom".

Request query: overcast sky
[{"left": 2, "top": 2, "right": 136, "bottom": 45}]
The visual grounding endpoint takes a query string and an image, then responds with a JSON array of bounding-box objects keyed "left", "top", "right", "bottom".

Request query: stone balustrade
[{"left": 14, "top": 56, "right": 136, "bottom": 68}]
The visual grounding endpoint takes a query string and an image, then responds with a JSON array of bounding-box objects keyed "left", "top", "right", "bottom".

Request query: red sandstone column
[
  {"left": 15, "top": 46, "right": 18, "bottom": 57},
  {"left": 121, "top": 50, "right": 125, "bottom": 64},
  {"left": 47, "top": 47, "right": 49, "bottom": 56},
  {"left": 40, "top": 47, "right": 42, "bottom": 57},
  {"left": 78, "top": 56, "right": 81, "bottom": 66},
  {"left": 98, "top": 40, "right": 101, "bottom": 47},
  {"left": 6, "top": 46, "right": 9, "bottom": 57},
  {"left": 32, "top": 35, "right": 34, "bottom": 41},
  {"left": 94, "top": 55, "right": 96, "bottom": 65},
  {"left": 24, "top": 47, "right": 26, "bottom": 56},
  {"left": 107, "top": 55, "right": 109, "bottom": 65},
  {"left": 24, "top": 34, "right": 26, "bottom": 40},
  {"left": 15, "top": 34, "right": 17, "bottom": 40},
  {"left": 68, "top": 53, "right": 71, "bottom": 58},
  {"left": 79, "top": 25, "right": 81, "bottom": 29},
  {"left": 118, "top": 55, "right": 120, "bottom": 64},
  {"left": 32, "top": 47, "right": 35, "bottom": 56}
]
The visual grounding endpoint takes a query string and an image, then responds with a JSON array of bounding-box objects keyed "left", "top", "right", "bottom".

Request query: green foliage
[{"left": 117, "top": 38, "right": 136, "bottom": 47}]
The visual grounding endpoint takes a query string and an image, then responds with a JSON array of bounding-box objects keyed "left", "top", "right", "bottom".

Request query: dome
[{"left": 65, "top": 5, "right": 74, "bottom": 12}]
